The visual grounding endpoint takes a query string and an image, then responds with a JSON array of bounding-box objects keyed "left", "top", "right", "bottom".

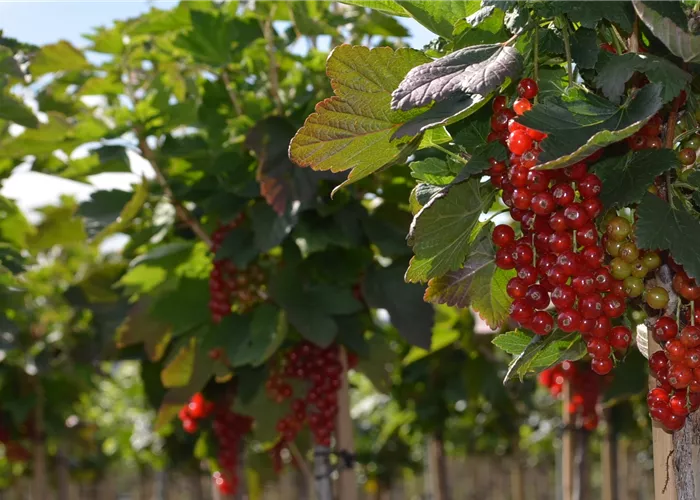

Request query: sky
[{"left": 0, "top": 1, "right": 433, "bottom": 220}]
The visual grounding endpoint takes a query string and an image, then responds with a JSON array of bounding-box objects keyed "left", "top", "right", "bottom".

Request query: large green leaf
[
  {"left": 595, "top": 52, "right": 690, "bottom": 103},
  {"left": 31, "top": 41, "right": 90, "bottom": 76},
  {"left": 0, "top": 47, "right": 23, "bottom": 78},
  {"left": 405, "top": 178, "right": 495, "bottom": 282},
  {"left": 26, "top": 202, "right": 86, "bottom": 252},
  {"left": 340, "top": 0, "right": 410, "bottom": 17},
  {"left": 149, "top": 278, "right": 211, "bottom": 337},
  {"left": 537, "top": 1, "right": 634, "bottom": 31},
  {"left": 116, "top": 299, "right": 171, "bottom": 362},
  {"left": 517, "top": 84, "right": 664, "bottom": 170},
  {"left": 0, "top": 92, "right": 38, "bottom": 128},
  {"left": 633, "top": 0, "right": 700, "bottom": 63},
  {"left": 174, "top": 11, "right": 261, "bottom": 66},
  {"left": 636, "top": 192, "right": 700, "bottom": 283},
  {"left": 363, "top": 262, "right": 435, "bottom": 349},
  {"left": 398, "top": 1, "right": 480, "bottom": 38},
  {"left": 289, "top": 45, "right": 431, "bottom": 191},
  {"left": 229, "top": 304, "right": 287, "bottom": 368},
  {"left": 493, "top": 330, "right": 587, "bottom": 382},
  {"left": 161, "top": 337, "right": 196, "bottom": 388},
  {"left": 424, "top": 226, "right": 514, "bottom": 329},
  {"left": 391, "top": 44, "right": 522, "bottom": 111},
  {"left": 592, "top": 149, "right": 680, "bottom": 210}
]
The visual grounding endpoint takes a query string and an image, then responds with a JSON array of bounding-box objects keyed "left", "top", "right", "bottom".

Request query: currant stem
[
  {"left": 692, "top": 301, "right": 695, "bottom": 327},
  {"left": 531, "top": 232, "right": 537, "bottom": 267},
  {"left": 559, "top": 16, "right": 574, "bottom": 89},
  {"left": 533, "top": 25, "right": 539, "bottom": 90},
  {"left": 432, "top": 144, "right": 467, "bottom": 164}
]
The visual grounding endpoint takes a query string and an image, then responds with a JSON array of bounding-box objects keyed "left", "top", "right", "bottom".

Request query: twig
[
  {"left": 664, "top": 95, "right": 683, "bottom": 208},
  {"left": 221, "top": 70, "right": 243, "bottom": 116},
  {"left": 533, "top": 25, "right": 539, "bottom": 84},
  {"left": 287, "top": 441, "right": 316, "bottom": 500},
  {"left": 432, "top": 144, "right": 467, "bottom": 164},
  {"left": 137, "top": 135, "right": 213, "bottom": 247},
  {"left": 262, "top": 9, "right": 284, "bottom": 115},
  {"left": 560, "top": 16, "right": 573, "bottom": 88}
]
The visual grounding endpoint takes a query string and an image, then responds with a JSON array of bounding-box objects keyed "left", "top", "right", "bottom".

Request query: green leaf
[
  {"left": 92, "top": 178, "right": 149, "bottom": 245},
  {"left": 116, "top": 300, "right": 172, "bottom": 362},
  {"left": 495, "top": 330, "right": 587, "bottom": 382},
  {"left": 229, "top": 304, "right": 287, "bottom": 368},
  {"left": 356, "top": 334, "right": 397, "bottom": 393},
  {"left": 636, "top": 192, "right": 700, "bottom": 283},
  {"left": 398, "top": 1, "right": 480, "bottom": 38},
  {"left": 538, "top": 2, "right": 634, "bottom": 31},
  {"left": 340, "top": 0, "right": 410, "bottom": 17},
  {"left": 424, "top": 225, "right": 514, "bottom": 329},
  {"left": 633, "top": 0, "right": 700, "bottom": 63},
  {"left": 570, "top": 28, "right": 600, "bottom": 70},
  {"left": 150, "top": 278, "right": 211, "bottom": 337},
  {"left": 402, "top": 327, "right": 460, "bottom": 366},
  {"left": 391, "top": 44, "right": 522, "bottom": 111},
  {"left": 0, "top": 47, "right": 23, "bottom": 78},
  {"left": 362, "top": 262, "right": 435, "bottom": 349},
  {"left": 595, "top": 52, "right": 690, "bottom": 103},
  {"left": 0, "top": 93, "right": 38, "bottom": 128},
  {"left": 393, "top": 95, "right": 488, "bottom": 140},
  {"left": 78, "top": 189, "right": 134, "bottom": 238},
  {"left": 405, "top": 178, "right": 495, "bottom": 282},
  {"left": 517, "top": 84, "right": 664, "bottom": 170},
  {"left": 453, "top": 141, "right": 507, "bottom": 179},
  {"left": 269, "top": 268, "right": 338, "bottom": 347},
  {"left": 250, "top": 202, "right": 297, "bottom": 252},
  {"left": 216, "top": 226, "right": 258, "bottom": 268},
  {"left": 31, "top": 41, "right": 90, "bottom": 76},
  {"left": 289, "top": 45, "right": 431, "bottom": 191},
  {"left": 592, "top": 149, "right": 680, "bottom": 209},
  {"left": 161, "top": 338, "right": 196, "bottom": 388},
  {"left": 27, "top": 202, "right": 86, "bottom": 252},
  {"left": 409, "top": 158, "right": 457, "bottom": 186},
  {"left": 174, "top": 11, "right": 261, "bottom": 66}
]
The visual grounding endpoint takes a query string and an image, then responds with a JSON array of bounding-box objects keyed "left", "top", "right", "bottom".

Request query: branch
[
  {"left": 287, "top": 441, "right": 316, "bottom": 500},
  {"left": 559, "top": 16, "right": 574, "bottom": 88},
  {"left": 137, "top": 135, "right": 213, "bottom": 248},
  {"left": 221, "top": 70, "right": 243, "bottom": 116},
  {"left": 262, "top": 13, "right": 284, "bottom": 115}
]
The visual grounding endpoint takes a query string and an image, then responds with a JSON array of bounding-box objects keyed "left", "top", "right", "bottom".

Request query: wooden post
[
  {"left": 188, "top": 473, "right": 205, "bottom": 500},
  {"left": 573, "top": 429, "right": 589, "bottom": 500},
  {"left": 510, "top": 442, "right": 525, "bottom": 500},
  {"left": 562, "top": 380, "right": 574, "bottom": 500},
  {"left": 601, "top": 409, "right": 618, "bottom": 500},
  {"left": 336, "top": 347, "right": 358, "bottom": 500},
  {"left": 427, "top": 432, "right": 451, "bottom": 500},
  {"left": 31, "top": 381, "right": 47, "bottom": 500},
  {"left": 57, "top": 444, "right": 71, "bottom": 500}
]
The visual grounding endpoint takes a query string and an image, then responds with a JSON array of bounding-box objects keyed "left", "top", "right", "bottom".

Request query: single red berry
[
  {"left": 593, "top": 268, "right": 613, "bottom": 292},
  {"left": 680, "top": 325, "right": 700, "bottom": 348},
  {"left": 495, "top": 247, "right": 516, "bottom": 270},
  {"left": 549, "top": 232, "right": 573, "bottom": 254},
  {"left": 563, "top": 203, "right": 590, "bottom": 230},
  {"left": 572, "top": 274, "right": 596, "bottom": 295},
  {"left": 526, "top": 170, "right": 550, "bottom": 193},
  {"left": 565, "top": 162, "right": 588, "bottom": 181},
  {"left": 653, "top": 316, "right": 678, "bottom": 342},
  {"left": 591, "top": 357, "right": 614, "bottom": 375},
  {"left": 609, "top": 326, "right": 631, "bottom": 351},
  {"left": 552, "top": 183, "right": 576, "bottom": 207},
  {"left": 510, "top": 298, "right": 535, "bottom": 324},
  {"left": 649, "top": 351, "right": 669, "bottom": 376},
  {"left": 581, "top": 246, "right": 604, "bottom": 269},
  {"left": 492, "top": 224, "right": 515, "bottom": 247},
  {"left": 507, "top": 278, "right": 528, "bottom": 299},
  {"left": 531, "top": 192, "right": 556, "bottom": 215},
  {"left": 557, "top": 308, "right": 581, "bottom": 333},
  {"left": 517, "top": 265, "right": 538, "bottom": 286},
  {"left": 603, "top": 295, "right": 626, "bottom": 318},
  {"left": 577, "top": 174, "right": 603, "bottom": 199},
  {"left": 513, "top": 97, "right": 532, "bottom": 115},
  {"left": 517, "top": 78, "right": 539, "bottom": 99},
  {"left": 668, "top": 363, "right": 693, "bottom": 389},
  {"left": 670, "top": 395, "right": 690, "bottom": 417},
  {"left": 582, "top": 197, "right": 603, "bottom": 219},
  {"left": 531, "top": 311, "right": 555, "bottom": 336},
  {"left": 182, "top": 419, "right": 198, "bottom": 434},
  {"left": 575, "top": 223, "right": 598, "bottom": 247},
  {"left": 526, "top": 284, "right": 550, "bottom": 310},
  {"left": 647, "top": 387, "right": 670, "bottom": 408},
  {"left": 579, "top": 293, "right": 604, "bottom": 320},
  {"left": 591, "top": 316, "right": 611, "bottom": 339},
  {"left": 666, "top": 339, "right": 687, "bottom": 362},
  {"left": 552, "top": 285, "right": 576, "bottom": 309},
  {"left": 492, "top": 95, "right": 507, "bottom": 112}
]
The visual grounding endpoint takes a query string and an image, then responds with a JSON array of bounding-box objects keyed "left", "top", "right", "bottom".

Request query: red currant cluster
[
  {"left": 178, "top": 392, "right": 214, "bottom": 434},
  {"left": 265, "top": 342, "right": 358, "bottom": 447},
  {"left": 489, "top": 79, "right": 631, "bottom": 375},
  {"left": 647, "top": 264, "right": 700, "bottom": 431},
  {"left": 211, "top": 405, "right": 254, "bottom": 495},
  {"left": 539, "top": 361, "right": 603, "bottom": 430},
  {"left": 209, "top": 217, "right": 266, "bottom": 323},
  {"left": 626, "top": 114, "right": 664, "bottom": 151}
]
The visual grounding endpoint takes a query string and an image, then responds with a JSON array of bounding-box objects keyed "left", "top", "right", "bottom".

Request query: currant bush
[{"left": 539, "top": 361, "right": 604, "bottom": 430}]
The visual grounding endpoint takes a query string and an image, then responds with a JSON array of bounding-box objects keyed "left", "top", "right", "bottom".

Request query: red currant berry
[
  {"left": 582, "top": 197, "right": 603, "bottom": 219},
  {"left": 577, "top": 174, "right": 603, "bottom": 199},
  {"left": 591, "top": 316, "right": 611, "bottom": 339},
  {"left": 526, "top": 284, "right": 550, "bottom": 309},
  {"left": 492, "top": 95, "right": 507, "bottom": 112},
  {"left": 680, "top": 325, "right": 700, "bottom": 348},
  {"left": 581, "top": 246, "right": 604, "bottom": 269},
  {"left": 513, "top": 97, "right": 532, "bottom": 115},
  {"left": 531, "top": 192, "right": 556, "bottom": 215},
  {"left": 579, "top": 293, "right": 604, "bottom": 319},
  {"left": 668, "top": 364, "right": 693, "bottom": 389},
  {"left": 603, "top": 295, "right": 626, "bottom": 318},
  {"left": 549, "top": 232, "right": 573, "bottom": 254},
  {"left": 552, "top": 183, "right": 575, "bottom": 207},
  {"left": 564, "top": 162, "right": 588, "bottom": 180},
  {"left": 572, "top": 274, "right": 596, "bottom": 295},
  {"left": 653, "top": 316, "right": 678, "bottom": 342},
  {"left": 609, "top": 326, "right": 631, "bottom": 351},
  {"left": 587, "top": 338, "right": 612, "bottom": 358},
  {"left": 531, "top": 311, "right": 554, "bottom": 336},
  {"left": 517, "top": 78, "right": 539, "bottom": 99},
  {"left": 649, "top": 351, "right": 669, "bottom": 375},
  {"left": 591, "top": 357, "right": 614, "bottom": 375},
  {"left": 510, "top": 298, "right": 535, "bottom": 324},
  {"left": 495, "top": 247, "right": 516, "bottom": 270},
  {"left": 492, "top": 224, "right": 515, "bottom": 247},
  {"left": 563, "top": 203, "right": 590, "bottom": 229},
  {"left": 551, "top": 285, "right": 576, "bottom": 310},
  {"left": 507, "top": 278, "right": 528, "bottom": 299},
  {"left": 557, "top": 308, "right": 581, "bottom": 332}
]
